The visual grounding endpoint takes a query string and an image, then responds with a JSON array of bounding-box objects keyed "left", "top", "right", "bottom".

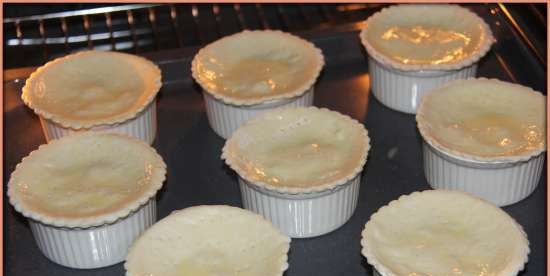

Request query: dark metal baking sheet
[{"left": 4, "top": 4, "right": 546, "bottom": 276}]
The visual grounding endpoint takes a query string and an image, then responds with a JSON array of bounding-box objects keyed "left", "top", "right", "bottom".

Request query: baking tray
[{"left": 3, "top": 4, "right": 546, "bottom": 276}]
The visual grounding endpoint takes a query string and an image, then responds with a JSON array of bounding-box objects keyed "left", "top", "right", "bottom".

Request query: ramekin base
[
  {"left": 39, "top": 100, "right": 157, "bottom": 145},
  {"left": 369, "top": 58, "right": 477, "bottom": 114},
  {"left": 29, "top": 198, "right": 157, "bottom": 269},
  {"left": 203, "top": 88, "right": 314, "bottom": 139},
  {"left": 239, "top": 174, "right": 361, "bottom": 238},
  {"left": 423, "top": 141, "right": 545, "bottom": 206}
]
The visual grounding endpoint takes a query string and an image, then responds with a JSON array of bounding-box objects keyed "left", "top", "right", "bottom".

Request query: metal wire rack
[
  {"left": 3, "top": 3, "right": 386, "bottom": 68},
  {"left": 3, "top": 3, "right": 546, "bottom": 70}
]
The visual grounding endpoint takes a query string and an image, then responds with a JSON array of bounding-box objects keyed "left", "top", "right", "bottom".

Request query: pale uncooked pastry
[
  {"left": 22, "top": 50, "right": 161, "bottom": 128},
  {"left": 361, "top": 190, "right": 529, "bottom": 276},
  {"left": 361, "top": 4, "right": 493, "bottom": 69},
  {"left": 8, "top": 132, "right": 166, "bottom": 227},
  {"left": 222, "top": 107, "right": 370, "bottom": 192},
  {"left": 192, "top": 30, "right": 324, "bottom": 105},
  {"left": 417, "top": 78, "right": 546, "bottom": 159},
  {"left": 125, "top": 205, "right": 290, "bottom": 276}
]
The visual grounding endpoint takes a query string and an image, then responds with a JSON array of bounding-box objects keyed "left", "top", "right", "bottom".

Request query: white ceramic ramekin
[
  {"left": 422, "top": 141, "right": 545, "bottom": 206},
  {"left": 359, "top": 4, "right": 494, "bottom": 114},
  {"left": 8, "top": 132, "right": 167, "bottom": 269},
  {"left": 21, "top": 51, "right": 162, "bottom": 145},
  {"left": 192, "top": 30, "right": 324, "bottom": 140},
  {"left": 223, "top": 107, "right": 370, "bottom": 238},
  {"left": 368, "top": 58, "right": 477, "bottom": 114},
  {"left": 203, "top": 88, "right": 314, "bottom": 139},
  {"left": 416, "top": 78, "right": 546, "bottom": 207},
  {"left": 238, "top": 173, "right": 361, "bottom": 238},
  {"left": 39, "top": 99, "right": 157, "bottom": 145},
  {"left": 29, "top": 199, "right": 156, "bottom": 269}
]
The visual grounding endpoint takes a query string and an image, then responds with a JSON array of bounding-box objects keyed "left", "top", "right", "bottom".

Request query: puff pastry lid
[
  {"left": 125, "top": 205, "right": 290, "bottom": 276},
  {"left": 361, "top": 190, "right": 529, "bottom": 276},
  {"left": 223, "top": 107, "right": 370, "bottom": 193},
  {"left": 8, "top": 132, "right": 166, "bottom": 228},
  {"left": 22, "top": 50, "right": 162, "bottom": 129},
  {"left": 360, "top": 4, "right": 494, "bottom": 71},
  {"left": 417, "top": 78, "right": 546, "bottom": 162},
  {"left": 192, "top": 30, "right": 324, "bottom": 105}
]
